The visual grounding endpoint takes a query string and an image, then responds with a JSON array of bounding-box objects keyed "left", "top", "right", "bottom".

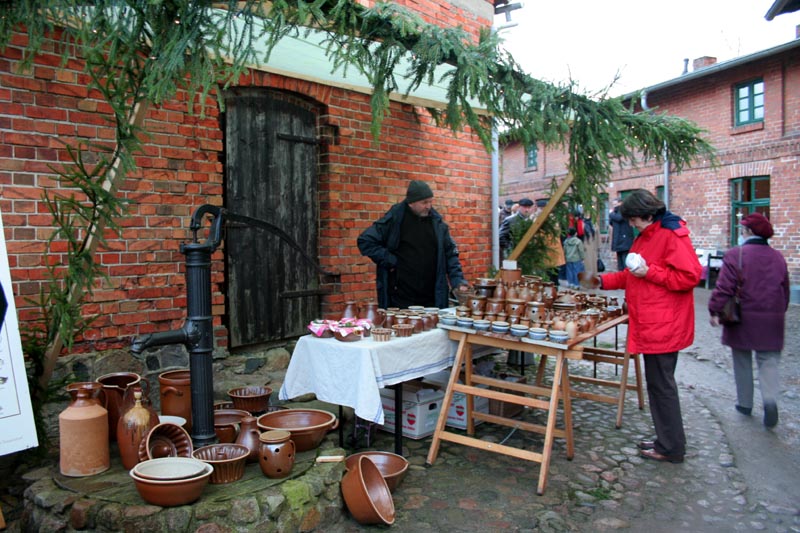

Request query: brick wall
[
  {"left": 0, "top": 1, "right": 494, "bottom": 355},
  {"left": 501, "top": 45, "right": 800, "bottom": 287}
]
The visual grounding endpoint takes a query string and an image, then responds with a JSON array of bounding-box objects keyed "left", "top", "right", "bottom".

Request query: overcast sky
[{"left": 495, "top": 0, "right": 800, "bottom": 96}]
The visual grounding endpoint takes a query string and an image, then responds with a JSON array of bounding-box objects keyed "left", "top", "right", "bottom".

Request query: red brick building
[
  {"left": 0, "top": 1, "right": 496, "bottom": 355},
  {"left": 501, "top": 36, "right": 800, "bottom": 297}
]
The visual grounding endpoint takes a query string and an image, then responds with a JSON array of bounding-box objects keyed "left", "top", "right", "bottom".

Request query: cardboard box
[
  {"left": 422, "top": 371, "right": 489, "bottom": 430},
  {"left": 488, "top": 373, "right": 527, "bottom": 418},
  {"left": 378, "top": 382, "right": 445, "bottom": 439}
]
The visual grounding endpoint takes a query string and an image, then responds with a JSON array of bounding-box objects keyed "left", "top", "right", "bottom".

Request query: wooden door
[{"left": 223, "top": 88, "right": 320, "bottom": 347}]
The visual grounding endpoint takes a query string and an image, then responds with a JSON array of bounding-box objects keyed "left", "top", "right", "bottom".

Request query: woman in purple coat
[{"left": 709, "top": 213, "right": 789, "bottom": 428}]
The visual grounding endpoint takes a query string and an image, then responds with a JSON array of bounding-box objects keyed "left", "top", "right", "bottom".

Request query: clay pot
[
  {"left": 158, "top": 369, "right": 192, "bottom": 432},
  {"left": 213, "top": 409, "right": 251, "bottom": 443},
  {"left": 138, "top": 422, "right": 194, "bottom": 462},
  {"left": 468, "top": 295, "right": 487, "bottom": 315},
  {"left": 341, "top": 455, "right": 396, "bottom": 525},
  {"left": 505, "top": 298, "right": 526, "bottom": 318},
  {"left": 130, "top": 460, "right": 212, "bottom": 506},
  {"left": 193, "top": 444, "right": 249, "bottom": 484},
  {"left": 59, "top": 388, "right": 110, "bottom": 477},
  {"left": 345, "top": 451, "right": 409, "bottom": 493},
  {"left": 360, "top": 300, "right": 383, "bottom": 326},
  {"left": 486, "top": 298, "right": 505, "bottom": 315},
  {"left": 234, "top": 416, "right": 262, "bottom": 463},
  {"left": 258, "top": 430, "right": 296, "bottom": 478},
  {"left": 117, "top": 388, "right": 159, "bottom": 470},
  {"left": 407, "top": 315, "right": 423, "bottom": 334},
  {"left": 97, "top": 372, "right": 142, "bottom": 442},
  {"left": 227, "top": 385, "right": 272, "bottom": 414},
  {"left": 256, "top": 408, "right": 338, "bottom": 452},
  {"left": 342, "top": 301, "right": 359, "bottom": 319}
]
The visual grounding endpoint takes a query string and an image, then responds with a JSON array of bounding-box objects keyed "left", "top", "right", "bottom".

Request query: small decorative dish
[
  {"left": 371, "top": 328, "right": 393, "bottom": 342},
  {"left": 391, "top": 324, "right": 413, "bottom": 338}
]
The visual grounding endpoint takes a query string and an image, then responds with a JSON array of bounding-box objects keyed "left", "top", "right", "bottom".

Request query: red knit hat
[{"left": 740, "top": 213, "right": 774, "bottom": 239}]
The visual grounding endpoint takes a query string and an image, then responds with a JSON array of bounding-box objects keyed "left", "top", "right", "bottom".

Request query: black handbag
[
  {"left": 719, "top": 247, "right": 742, "bottom": 325},
  {"left": 597, "top": 258, "right": 606, "bottom": 272}
]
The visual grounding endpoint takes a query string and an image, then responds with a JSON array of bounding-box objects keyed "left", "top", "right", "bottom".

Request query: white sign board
[{"left": 0, "top": 209, "right": 39, "bottom": 455}]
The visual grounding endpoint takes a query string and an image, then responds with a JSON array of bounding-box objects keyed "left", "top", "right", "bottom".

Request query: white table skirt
[{"left": 279, "top": 328, "right": 457, "bottom": 425}]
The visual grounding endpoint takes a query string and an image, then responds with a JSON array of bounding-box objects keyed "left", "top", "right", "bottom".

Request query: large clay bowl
[
  {"left": 130, "top": 462, "right": 213, "bottom": 507},
  {"left": 213, "top": 409, "right": 251, "bottom": 443},
  {"left": 132, "top": 457, "right": 207, "bottom": 481},
  {"left": 138, "top": 423, "right": 193, "bottom": 463},
  {"left": 227, "top": 386, "right": 273, "bottom": 414},
  {"left": 341, "top": 455, "right": 395, "bottom": 525},
  {"left": 193, "top": 443, "right": 249, "bottom": 484},
  {"left": 345, "top": 451, "right": 409, "bottom": 492},
  {"left": 256, "top": 408, "right": 338, "bottom": 452}
]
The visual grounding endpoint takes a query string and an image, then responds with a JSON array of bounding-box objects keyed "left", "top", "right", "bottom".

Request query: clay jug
[
  {"left": 159, "top": 369, "right": 192, "bottom": 432},
  {"left": 65, "top": 381, "right": 104, "bottom": 404},
  {"left": 97, "top": 372, "right": 142, "bottom": 441},
  {"left": 117, "top": 388, "right": 159, "bottom": 470},
  {"left": 564, "top": 316, "right": 578, "bottom": 339},
  {"left": 59, "top": 388, "right": 110, "bottom": 477},
  {"left": 259, "top": 430, "right": 296, "bottom": 478},
  {"left": 342, "top": 301, "right": 359, "bottom": 319},
  {"left": 408, "top": 315, "right": 423, "bottom": 334},
  {"left": 494, "top": 281, "right": 506, "bottom": 301},
  {"left": 235, "top": 416, "right": 262, "bottom": 463},
  {"left": 468, "top": 295, "right": 487, "bottom": 315},
  {"left": 360, "top": 300, "right": 383, "bottom": 326}
]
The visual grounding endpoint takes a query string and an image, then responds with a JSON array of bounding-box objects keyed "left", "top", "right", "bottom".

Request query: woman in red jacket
[{"left": 583, "top": 189, "right": 701, "bottom": 463}]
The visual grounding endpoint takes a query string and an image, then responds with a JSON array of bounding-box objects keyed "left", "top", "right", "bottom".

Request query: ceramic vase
[
  {"left": 59, "top": 388, "right": 110, "bottom": 477},
  {"left": 235, "top": 416, "right": 262, "bottom": 463},
  {"left": 259, "top": 430, "right": 296, "bottom": 478},
  {"left": 97, "top": 372, "right": 142, "bottom": 442},
  {"left": 117, "top": 388, "right": 159, "bottom": 470},
  {"left": 159, "top": 369, "right": 192, "bottom": 432}
]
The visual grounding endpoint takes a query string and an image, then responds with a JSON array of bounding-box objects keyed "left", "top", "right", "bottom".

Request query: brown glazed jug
[
  {"left": 117, "top": 389, "right": 159, "bottom": 470},
  {"left": 259, "top": 430, "right": 296, "bottom": 478},
  {"left": 159, "top": 369, "right": 192, "bottom": 432},
  {"left": 342, "top": 301, "right": 359, "bottom": 319},
  {"left": 59, "top": 388, "right": 110, "bottom": 477},
  {"left": 97, "top": 372, "right": 142, "bottom": 442},
  {"left": 235, "top": 416, "right": 262, "bottom": 463}
]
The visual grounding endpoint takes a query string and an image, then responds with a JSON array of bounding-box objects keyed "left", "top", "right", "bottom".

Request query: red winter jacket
[{"left": 600, "top": 216, "right": 701, "bottom": 354}]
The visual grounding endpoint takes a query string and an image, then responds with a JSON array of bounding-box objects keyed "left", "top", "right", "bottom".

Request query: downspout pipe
[
  {"left": 640, "top": 91, "right": 670, "bottom": 211},
  {"left": 492, "top": 128, "right": 500, "bottom": 271}
]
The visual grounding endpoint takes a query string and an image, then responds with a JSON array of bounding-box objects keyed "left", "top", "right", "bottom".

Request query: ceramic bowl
[
  {"left": 528, "top": 327, "right": 547, "bottom": 340},
  {"left": 213, "top": 408, "right": 251, "bottom": 443},
  {"left": 193, "top": 443, "right": 249, "bottom": 484},
  {"left": 456, "top": 317, "right": 474, "bottom": 328},
  {"left": 130, "top": 462, "right": 213, "bottom": 507},
  {"left": 509, "top": 325, "right": 529, "bottom": 337},
  {"left": 371, "top": 328, "right": 393, "bottom": 342},
  {"left": 345, "top": 451, "right": 409, "bottom": 493},
  {"left": 256, "top": 408, "right": 338, "bottom": 452},
  {"left": 341, "top": 455, "right": 396, "bottom": 525},
  {"left": 491, "top": 320, "right": 510, "bottom": 333},
  {"left": 137, "top": 423, "right": 193, "bottom": 463},
  {"left": 391, "top": 324, "right": 413, "bottom": 338},
  {"left": 158, "top": 415, "right": 187, "bottom": 428},
  {"left": 334, "top": 330, "right": 363, "bottom": 342},
  {"left": 473, "top": 319, "right": 491, "bottom": 332},
  {"left": 438, "top": 314, "right": 457, "bottom": 326},
  {"left": 228, "top": 386, "right": 273, "bottom": 414},
  {"left": 133, "top": 457, "right": 208, "bottom": 481},
  {"left": 548, "top": 330, "right": 569, "bottom": 343}
]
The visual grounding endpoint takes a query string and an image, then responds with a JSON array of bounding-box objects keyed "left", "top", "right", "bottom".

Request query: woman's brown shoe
[{"left": 640, "top": 449, "right": 684, "bottom": 464}]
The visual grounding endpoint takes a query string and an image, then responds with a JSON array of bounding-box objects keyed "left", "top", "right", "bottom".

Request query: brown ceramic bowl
[
  {"left": 132, "top": 457, "right": 207, "bottom": 481},
  {"left": 227, "top": 386, "right": 273, "bottom": 414},
  {"left": 192, "top": 443, "right": 249, "bottom": 484},
  {"left": 256, "top": 408, "right": 338, "bottom": 452},
  {"left": 345, "top": 451, "right": 409, "bottom": 493},
  {"left": 213, "top": 408, "right": 251, "bottom": 443},
  {"left": 333, "top": 330, "right": 362, "bottom": 342},
  {"left": 341, "top": 455, "right": 396, "bottom": 525},
  {"left": 130, "top": 462, "right": 213, "bottom": 507},
  {"left": 138, "top": 423, "right": 193, "bottom": 463},
  {"left": 391, "top": 324, "right": 413, "bottom": 338},
  {"left": 370, "top": 328, "right": 393, "bottom": 342}
]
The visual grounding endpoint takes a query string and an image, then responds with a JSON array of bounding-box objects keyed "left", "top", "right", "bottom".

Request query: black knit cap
[{"left": 406, "top": 180, "right": 434, "bottom": 203}]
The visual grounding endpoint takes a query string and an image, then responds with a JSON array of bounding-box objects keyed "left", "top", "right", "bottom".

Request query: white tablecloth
[{"left": 279, "top": 328, "right": 457, "bottom": 425}]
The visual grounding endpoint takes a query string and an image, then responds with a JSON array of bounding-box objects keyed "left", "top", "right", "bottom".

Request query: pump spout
[{"left": 130, "top": 327, "right": 191, "bottom": 355}]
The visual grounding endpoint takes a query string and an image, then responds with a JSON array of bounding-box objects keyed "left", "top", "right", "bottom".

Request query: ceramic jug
[
  {"left": 159, "top": 369, "right": 192, "bottom": 432},
  {"left": 59, "top": 388, "right": 110, "bottom": 477},
  {"left": 259, "top": 430, "right": 296, "bottom": 478},
  {"left": 342, "top": 301, "right": 359, "bottom": 319},
  {"left": 117, "top": 388, "right": 159, "bottom": 470},
  {"left": 235, "top": 416, "right": 262, "bottom": 463},
  {"left": 97, "top": 372, "right": 142, "bottom": 441}
]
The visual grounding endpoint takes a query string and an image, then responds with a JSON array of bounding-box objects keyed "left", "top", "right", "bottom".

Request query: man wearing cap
[
  {"left": 357, "top": 180, "right": 469, "bottom": 309},
  {"left": 498, "top": 197, "right": 535, "bottom": 255},
  {"left": 709, "top": 212, "right": 789, "bottom": 428},
  {"left": 498, "top": 198, "right": 514, "bottom": 227}
]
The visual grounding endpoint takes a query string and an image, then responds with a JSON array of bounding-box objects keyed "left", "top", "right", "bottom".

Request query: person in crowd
[
  {"left": 357, "top": 179, "right": 470, "bottom": 309},
  {"left": 563, "top": 227, "right": 585, "bottom": 289},
  {"left": 708, "top": 213, "right": 789, "bottom": 428},
  {"left": 499, "top": 197, "right": 535, "bottom": 255},
  {"left": 609, "top": 197, "right": 634, "bottom": 271},
  {"left": 498, "top": 198, "right": 514, "bottom": 226},
  {"left": 581, "top": 189, "right": 701, "bottom": 464},
  {"left": 582, "top": 211, "right": 596, "bottom": 241}
]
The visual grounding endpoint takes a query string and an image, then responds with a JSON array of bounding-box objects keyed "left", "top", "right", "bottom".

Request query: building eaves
[{"left": 765, "top": 0, "right": 800, "bottom": 21}]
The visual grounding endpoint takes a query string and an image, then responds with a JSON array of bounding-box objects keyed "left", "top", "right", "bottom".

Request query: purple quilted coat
[{"left": 708, "top": 239, "right": 789, "bottom": 351}]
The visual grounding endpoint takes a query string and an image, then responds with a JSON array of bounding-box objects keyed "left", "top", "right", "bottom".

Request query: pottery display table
[
  {"left": 279, "top": 328, "right": 458, "bottom": 455},
  {"left": 426, "top": 315, "right": 641, "bottom": 495}
]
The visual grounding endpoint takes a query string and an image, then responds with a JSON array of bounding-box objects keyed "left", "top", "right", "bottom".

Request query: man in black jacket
[
  {"left": 609, "top": 197, "right": 634, "bottom": 271},
  {"left": 357, "top": 180, "right": 469, "bottom": 309}
]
